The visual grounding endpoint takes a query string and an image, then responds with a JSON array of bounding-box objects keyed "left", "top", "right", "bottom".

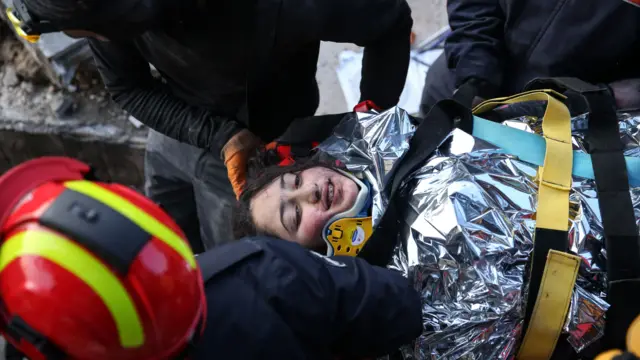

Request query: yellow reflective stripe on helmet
[
  {"left": 64, "top": 181, "right": 196, "bottom": 269},
  {"left": 0, "top": 230, "right": 144, "bottom": 347}
]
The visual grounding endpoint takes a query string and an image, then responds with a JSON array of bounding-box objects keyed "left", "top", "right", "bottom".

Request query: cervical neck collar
[{"left": 322, "top": 170, "right": 373, "bottom": 256}]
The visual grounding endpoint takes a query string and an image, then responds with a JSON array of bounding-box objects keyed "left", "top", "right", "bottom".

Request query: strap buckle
[{"left": 538, "top": 173, "right": 572, "bottom": 192}]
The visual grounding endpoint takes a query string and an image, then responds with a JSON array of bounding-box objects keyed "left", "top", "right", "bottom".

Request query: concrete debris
[
  {"left": 1, "top": 0, "right": 92, "bottom": 87},
  {"left": 0, "top": 23, "right": 46, "bottom": 83},
  {"left": 53, "top": 95, "right": 78, "bottom": 118},
  {"left": 19, "top": 80, "right": 33, "bottom": 92},
  {"left": 0, "top": 19, "right": 147, "bottom": 186},
  {"left": 2, "top": 64, "right": 17, "bottom": 87},
  {"left": 128, "top": 115, "right": 144, "bottom": 128}
]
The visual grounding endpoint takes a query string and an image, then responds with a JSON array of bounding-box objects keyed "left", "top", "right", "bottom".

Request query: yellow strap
[
  {"left": 64, "top": 181, "right": 197, "bottom": 269},
  {"left": 474, "top": 89, "right": 573, "bottom": 230},
  {"left": 474, "top": 90, "right": 575, "bottom": 360},
  {"left": 0, "top": 230, "right": 145, "bottom": 347},
  {"left": 517, "top": 251, "right": 580, "bottom": 360}
]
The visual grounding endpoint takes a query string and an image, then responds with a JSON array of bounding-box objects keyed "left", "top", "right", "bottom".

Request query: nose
[{"left": 286, "top": 183, "right": 321, "bottom": 204}]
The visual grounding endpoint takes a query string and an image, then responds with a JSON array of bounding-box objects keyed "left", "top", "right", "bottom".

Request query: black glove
[
  {"left": 607, "top": 78, "right": 640, "bottom": 110},
  {"left": 454, "top": 78, "right": 500, "bottom": 108}
]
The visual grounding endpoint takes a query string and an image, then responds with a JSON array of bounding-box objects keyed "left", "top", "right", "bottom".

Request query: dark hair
[{"left": 231, "top": 147, "right": 342, "bottom": 240}]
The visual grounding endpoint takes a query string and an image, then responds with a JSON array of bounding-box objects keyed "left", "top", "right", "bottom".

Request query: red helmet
[{"left": 0, "top": 157, "right": 206, "bottom": 360}]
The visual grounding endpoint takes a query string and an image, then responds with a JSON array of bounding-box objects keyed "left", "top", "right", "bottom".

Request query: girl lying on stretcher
[
  {"left": 233, "top": 101, "right": 629, "bottom": 359},
  {"left": 231, "top": 111, "right": 383, "bottom": 256},
  {"left": 234, "top": 155, "right": 372, "bottom": 255}
]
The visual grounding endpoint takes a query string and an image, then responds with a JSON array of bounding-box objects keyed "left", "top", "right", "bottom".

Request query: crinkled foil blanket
[{"left": 316, "top": 104, "right": 640, "bottom": 359}]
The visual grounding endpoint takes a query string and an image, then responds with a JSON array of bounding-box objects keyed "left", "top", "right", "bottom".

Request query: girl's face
[{"left": 250, "top": 167, "right": 360, "bottom": 249}]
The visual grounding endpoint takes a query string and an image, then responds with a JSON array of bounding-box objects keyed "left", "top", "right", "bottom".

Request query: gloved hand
[
  {"left": 471, "top": 96, "right": 485, "bottom": 108},
  {"left": 222, "top": 129, "right": 261, "bottom": 199},
  {"left": 454, "top": 78, "right": 497, "bottom": 108},
  {"left": 608, "top": 78, "right": 640, "bottom": 110}
]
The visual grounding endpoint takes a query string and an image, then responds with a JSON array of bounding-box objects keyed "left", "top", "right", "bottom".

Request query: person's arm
[
  {"left": 88, "top": 39, "right": 244, "bottom": 156},
  {"left": 316, "top": 0, "right": 413, "bottom": 109},
  {"left": 256, "top": 239, "right": 422, "bottom": 358},
  {"left": 446, "top": 0, "right": 506, "bottom": 98}
]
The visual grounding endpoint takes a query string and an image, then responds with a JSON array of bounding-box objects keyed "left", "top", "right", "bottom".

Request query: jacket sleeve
[
  {"left": 446, "top": 0, "right": 506, "bottom": 92},
  {"left": 88, "top": 39, "right": 244, "bottom": 156},
  {"left": 316, "top": 0, "right": 413, "bottom": 109},
  {"left": 257, "top": 239, "right": 423, "bottom": 358}
]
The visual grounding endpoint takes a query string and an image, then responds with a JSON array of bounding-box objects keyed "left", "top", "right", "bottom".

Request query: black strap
[
  {"left": 525, "top": 77, "right": 604, "bottom": 94},
  {"left": 607, "top": 279, "right": 640, "bottom": 350},
  {"left": 526, "top": 77, "right": 640, "bottom": 349},
  {"left": 358, "top": 100, "right": 472, "bottom": 266},
  {"left": 197, "top": 240, "right": 263, "bottom": 284},
  {"left": 39, "top": 189, "right": 151, "bottom": 275}
]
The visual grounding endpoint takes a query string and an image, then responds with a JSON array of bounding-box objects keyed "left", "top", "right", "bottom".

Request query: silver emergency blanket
[{"left": 316, "top": 104, "right": 640, "bottom": 359}]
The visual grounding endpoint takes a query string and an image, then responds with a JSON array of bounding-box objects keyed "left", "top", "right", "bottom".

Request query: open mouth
[
  {"left": 323, "top": 178, "right": 341, "bottom": 211},
  {"left": 323, "top": 179, "right": 336, "bottom": 211},
  {"left": 328, "top": 180, "right": 334, "bottom": 208}
]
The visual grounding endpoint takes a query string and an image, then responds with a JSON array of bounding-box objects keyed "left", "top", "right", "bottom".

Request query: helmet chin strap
[{"left": 322, "top": 170, "right": 373, "bottom": 257}]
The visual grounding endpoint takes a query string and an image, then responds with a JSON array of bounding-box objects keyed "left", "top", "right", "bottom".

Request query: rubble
[
  {"left": 0, "top": 21, "right": 147, "bottom": 188},
  {"left": 2, "top": 65, "right": 17, "bottom": 86},
  {"left": 0, "top": 24, "right": 46, "bottom": 82}
]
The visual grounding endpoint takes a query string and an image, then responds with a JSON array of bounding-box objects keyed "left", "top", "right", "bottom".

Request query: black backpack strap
[
  {"left": 526, "top": 77, "right": 640, "bottom": 349},
  {"left": 358, "top": 100, "right": 472, "bottom": 266},
  {"left": 197, "top": 240, "right": 263, "bottom": 284}
]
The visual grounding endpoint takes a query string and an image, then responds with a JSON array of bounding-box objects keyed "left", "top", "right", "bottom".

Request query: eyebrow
[{"left": 279, "top": 175, "right": 290, "bottom": 233}]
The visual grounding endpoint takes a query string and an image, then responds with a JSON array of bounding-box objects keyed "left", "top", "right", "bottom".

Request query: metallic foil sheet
[
  {"left": 315, "top": 105, "right": 640, "bottom": 359},
  {"left": 317, "top": 108, "right": 415, "bottom": 225}
]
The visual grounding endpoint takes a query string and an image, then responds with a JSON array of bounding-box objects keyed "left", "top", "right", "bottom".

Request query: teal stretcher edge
[{"left": 472, "top": 116, "right": 640, "bottom": 187}]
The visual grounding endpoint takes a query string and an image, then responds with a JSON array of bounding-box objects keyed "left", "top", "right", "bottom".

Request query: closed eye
[{"left": 295, "top": 204, "right": 302, "bottom": 230}]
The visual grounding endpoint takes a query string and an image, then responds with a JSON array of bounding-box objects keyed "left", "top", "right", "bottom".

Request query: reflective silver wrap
[{"left": 316, "top": 105, "right": 640, "bottom": 359}]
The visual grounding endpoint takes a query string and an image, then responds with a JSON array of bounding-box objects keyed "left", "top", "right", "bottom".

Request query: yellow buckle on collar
[
  {"left": 6, "top": 8, "right": 40, "bottom": 43},
  {"left": 325, "top": 216, "right": 372, "bottom": 256}
]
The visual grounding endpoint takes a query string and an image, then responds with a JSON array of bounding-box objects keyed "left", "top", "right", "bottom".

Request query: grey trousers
[
  {"left": 420, "top": 52, "right": 457, "bottom": 116},
  {"left": 144, "top": 130, "right": 235, "bottom": 253}
]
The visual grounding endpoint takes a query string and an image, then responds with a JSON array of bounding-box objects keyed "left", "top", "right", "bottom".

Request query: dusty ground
[
  {"left": 0, "top": 0, "right": 446, "bottom": 357},
  {"left": 316, "top": 0, "right": 448, "bottom": 114}
]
